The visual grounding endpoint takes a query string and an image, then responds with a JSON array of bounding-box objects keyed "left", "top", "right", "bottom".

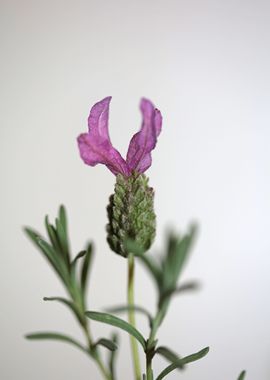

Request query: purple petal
[
  {"left": 77, "top": 97, "right": 129, "bottom": 176},
  {"left": 126, "top": 98, "right": 162, "bottom": 173}
]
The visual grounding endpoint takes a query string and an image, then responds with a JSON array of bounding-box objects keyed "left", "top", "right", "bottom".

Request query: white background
[{"left": 1, "top": 0, "right": 270, "bottom": 379}]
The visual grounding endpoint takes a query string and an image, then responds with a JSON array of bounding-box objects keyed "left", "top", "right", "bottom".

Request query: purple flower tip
[{"left": 77, "top": 97, "right": 162, "bottom": 176}]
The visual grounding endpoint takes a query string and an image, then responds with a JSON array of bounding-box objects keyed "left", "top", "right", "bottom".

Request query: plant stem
[
  {"left": 83, "top": 323, "right": 112, "bottom": 380},
  {"left": 145, "top": 302, "right": 169, "bottom": 379},
  {"left": 128, "top": 253, "right": 141, "bottom": 380},
  {"left": 147, "top": 311, "right": 163, "bottom": 349},
  {"left": 146, "top": 354, "right": 153, "bottom": 380},
  {"left": 69, "top": 284, "right": 112, "bottom": 380}
]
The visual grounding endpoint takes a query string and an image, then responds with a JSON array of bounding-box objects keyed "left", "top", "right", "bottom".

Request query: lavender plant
[{"left": 24, "top": 97, "right": 246, "bottom": 380}]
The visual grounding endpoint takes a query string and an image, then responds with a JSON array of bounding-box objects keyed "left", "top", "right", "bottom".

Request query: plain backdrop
[{"left": 1, "top": 0, "right": 270, "bottom": 379}]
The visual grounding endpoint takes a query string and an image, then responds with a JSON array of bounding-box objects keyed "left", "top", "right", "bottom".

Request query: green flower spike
[{"left": 106, "top": 173, "right": 156, "bottom": 257}]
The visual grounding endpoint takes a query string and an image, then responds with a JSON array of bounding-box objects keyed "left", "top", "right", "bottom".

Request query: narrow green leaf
[
  {"left": 56, "top": 218, "right": 70, "bottom": 266},
  {"left": 161, "top": 226, "right": 197, "bottom": 301},
  {"left": 59, "top": 205, "right": 68, "bottom": 235},
  {"left": 109, "top": 333, "right": 119, "bottom": 380},
  {"left": 25, "top": 332, "right": 89, "bottom": 355},
  {"left": 24, "top": 228, "right": 67, "bottom": 284},
  {"left": 155, "top": 346, "right": 184, "bottom": 369},
  {"left": 237, "top": 370, "right": 246, "bottom": 380},
  {"left": 138, "top": 254, "right": 162, "bottom": 284},
  {"left": 43, "top": 297, "right": 84, "bottom": 324},
  {"left": 156, "top": 347, "right": 209, "bottom": 380},
  {"left": 45, "top": 216, "right": 62, "bottom": 253},
  {"left": 105, "top": 305, "right": 153, "bottom": 327},
  {"left": 38, "top": 238, "right": 69, "bottom": 284},
  {"left": 81, "top": 243, "right": 93, "bottom": 294},
  {"left": 160, "top": 281, "right": 200, "bottom": 303},
  {"left": 85, "top": 311, "right": 146, "bottom": 350},
  {"left": 72, "top": 250, "right": 86, "bottom": 265},
  {"left": 94, "top": 338, "right": 118, "bottom": 351},
  {"left": 176, "top": 281, "right": 200, "bottom": 293}
]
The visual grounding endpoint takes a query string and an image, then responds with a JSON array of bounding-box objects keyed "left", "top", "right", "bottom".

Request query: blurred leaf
[
  {"left": 156, "top": 346, "right": 209, "bottom": 380},
  {"left": 43, "top": 297, "right": 84, "bottom": 324},
  {"left": 105, "top": 305, "right": 153, "bottom": 327},
  {"left": 138, "top": 254, "right": 162, "bottom": 284},
  {"left": 237, "top": 371, "right": 246, "bottom": 380},
  {"left": 55, "top": 217, "right": 70, "bottom": 266},
  {"left": 155, "top": 346, "right": 184, "bottom": 370},
  {"left": 160, "top": 281, "right": 200, "bottom": 303},
  {"left": 45, "top": 216, "right": 61, "bottom": 253},
  {"left": 72, "top": 250, "right": 86, "bottom": 265},
  {"left": 94, "top": 338, "right": 118, "bottom": 351},
  {"left": 38, "top": 238, "right": 69, "bottom": 283},
  {"left": 25, "top": 332, "right": 89, "bottom": 355},
  {"left": 176, "top": 281, "right": 200, "bottom": 293},
  {"left": 24, "top": 228, "right": 68, "bottom": 284},
  {"left": 161, "top": 226, "right": 197, "bottom": 302},
  {"left": 85, "top": 311, "right": 146, "bottom": 350},
  {"left": 59, "top": 205, "right": 68, "bottom": 235},
  {"left": 81, "top": 243, "right": 93, "bottom": 295},
  {"left": 109, "top": 333, "right": 119, "bottom": 380}
]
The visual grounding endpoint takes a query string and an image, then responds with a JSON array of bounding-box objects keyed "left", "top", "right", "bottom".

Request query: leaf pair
[{"left": 85, "top": 310, "right": 209, "bottom": 378}]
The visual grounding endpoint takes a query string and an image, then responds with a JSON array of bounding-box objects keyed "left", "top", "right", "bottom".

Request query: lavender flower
[{"left": 77, "top": 97, "right": 162, "bottom": 175}]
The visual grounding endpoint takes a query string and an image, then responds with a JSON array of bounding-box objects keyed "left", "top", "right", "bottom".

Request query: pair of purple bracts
[{"left": 77, "top": 97, "right": 162, "bottom": 176}]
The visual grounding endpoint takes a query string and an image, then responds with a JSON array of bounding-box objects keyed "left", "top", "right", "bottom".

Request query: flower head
[{"left": 77, "top": 97, "right": 162, "bottom": 175}]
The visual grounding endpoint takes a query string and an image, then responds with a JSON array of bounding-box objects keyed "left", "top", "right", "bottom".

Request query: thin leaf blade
[
  {"left": 24, "top": 227, "right": 67, "bottom": 284},
  {"left": 59, "top": 205, "right": 68, "bottom": 235},
  {"left": 109, "top": 333, "right": 119, "bottom": 380},
  {"left": 81, "top": 243, "right": 93, "bottom": 294},
  {"left": 25, "top": 332, "right": 89, "bottom": 355},
  {"left": 43, "top": 297, "right": 84, "bottom": 324},
  {"left": 156, "top": 346, "right": 184, "bottom": 370},
  {"left": 72, "top": 250, "right": 86, "bottom": 265},
  {"left": 45, "top": 216, "right": 61, "bottom": 253},
  {"left": 237, "top": 371, "right": 246, "bottom": 380},
  {"left": 156, "top": 347, "right": 209, "bottom": 380},
  {"left": 56, "top": 218, "right": 70, "bottom": 266},
  {"left": 94, "top": 338, "right": 118, "bottom": 351},
  {"left": 85, "top": 311, "right": 146, "bottom": 350}
]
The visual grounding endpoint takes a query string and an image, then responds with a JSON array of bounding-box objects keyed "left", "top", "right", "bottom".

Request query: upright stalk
[
  {"left": 146, "top": 353, "right": 154, "bottom": 380},
  {"left": 145, "top": 303, "right": 168, "bottom": 380},
  {"left": 82, "top": 323, "right": 111, "bottom": 380},
  {"left": 128, "top": 253, "right": 141, "bottom": 380},
  {"left": 70, "top": 285, "right": 112, "bottom": 380}
]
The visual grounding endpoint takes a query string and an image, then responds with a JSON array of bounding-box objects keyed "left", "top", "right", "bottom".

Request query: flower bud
[{"left": 106, "top": 173, "right": 156, "bottom": 257}]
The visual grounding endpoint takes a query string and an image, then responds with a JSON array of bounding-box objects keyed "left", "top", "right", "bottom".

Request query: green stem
[
  {"left": 70, "top": 281, "right": 112, "bottom": 380},
  {"left": 147, "top": 311, "right": 163, "bottom": 349},
  {"left": 146, "top": 354, "right": 153, "bottom": 380},
  {"left": 128, "top": 254, "right": 141, "bottom": 380},
  {"left": 83, "top": 323, "right": 112, "bottom": 380},
  {"left": 145, "top": 301, "right": 169, "bottom": 379}
]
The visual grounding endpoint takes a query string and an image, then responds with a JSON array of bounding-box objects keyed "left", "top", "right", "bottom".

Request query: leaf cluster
[
  {"left": 25, "top": 206, "right": 92, "bottom": 319},
  {"left": 24, "top": 206, "right": 118, "bottom": 377},
  {"left": 24, "top": 206, "right": 246, "bottom": 379}
]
